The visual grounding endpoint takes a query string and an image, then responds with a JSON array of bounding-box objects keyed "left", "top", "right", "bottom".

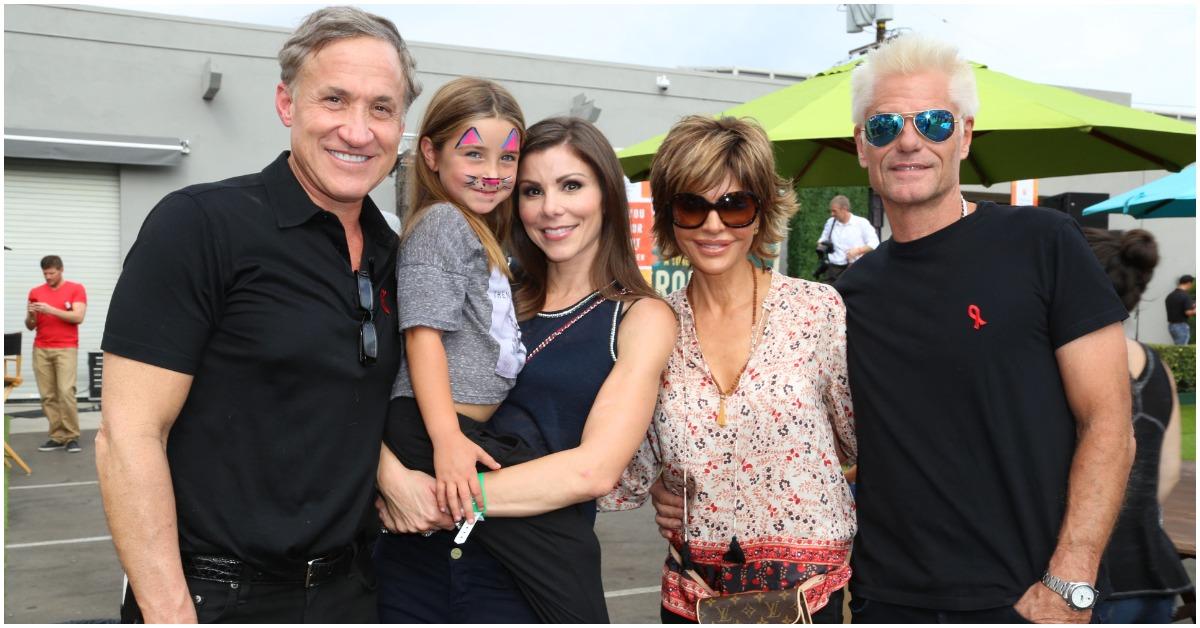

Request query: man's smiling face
[{"left": 275, "top": 36, "right": 407, "bottom": 213}]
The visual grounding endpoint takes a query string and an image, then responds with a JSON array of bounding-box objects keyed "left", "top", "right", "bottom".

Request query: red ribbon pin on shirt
[{"left": 967, "top": 304, "right": 986, "bottom": 330}]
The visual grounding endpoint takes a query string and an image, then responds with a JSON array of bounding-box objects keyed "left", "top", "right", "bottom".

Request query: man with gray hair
[
  {"left": 835, "top": 34, "right": 1134, "bottom": 623},
  {"left": 97, "top": 7, "right": 432, "bottom": 622},
  {"left": 815, "top": 193, "right": 878, "bottom": 282}
]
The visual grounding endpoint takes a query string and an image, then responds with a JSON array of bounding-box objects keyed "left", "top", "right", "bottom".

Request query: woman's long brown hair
[{"left": 510, "top": 117, "right": 659, "bottom": 320}]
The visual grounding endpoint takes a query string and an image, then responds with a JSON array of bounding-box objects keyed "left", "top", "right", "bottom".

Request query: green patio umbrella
[{"left": 618, "top": 58, "right": 1196, "bottom": 188}]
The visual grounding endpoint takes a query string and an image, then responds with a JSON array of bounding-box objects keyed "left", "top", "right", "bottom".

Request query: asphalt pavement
[
  {"left": 7, "top": 401, "right": 1193, "bottom": 624},
  {"left": 3, "top": 401, "right": 668, "bottom": 623}
]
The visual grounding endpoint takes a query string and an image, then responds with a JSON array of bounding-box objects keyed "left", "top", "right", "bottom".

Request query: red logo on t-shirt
[
  {"left": 967, "top": 304, "right": 987, "bottom": 330},
  {"left": 380, "top": 288, "right": 391, "bottom": 315}
]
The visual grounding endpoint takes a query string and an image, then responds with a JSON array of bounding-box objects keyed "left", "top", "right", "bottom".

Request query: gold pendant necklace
[{"left": 693, "top": 263, "right": 758, "bottom": 428}]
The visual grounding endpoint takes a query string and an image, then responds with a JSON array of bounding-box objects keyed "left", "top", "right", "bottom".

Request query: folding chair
[
  {"left": 5, "top": 331, "right": 32, "bottom": 474},
  {"left": 87, "top": 352, "right": 104, "bottom": 411}
]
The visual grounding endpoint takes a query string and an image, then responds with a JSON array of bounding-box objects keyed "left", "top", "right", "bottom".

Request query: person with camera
[{"left": 815, "top": 194, "right": 878, "bottom": 283}]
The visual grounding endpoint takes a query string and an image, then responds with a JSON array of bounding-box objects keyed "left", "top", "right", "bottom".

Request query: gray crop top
[{"left": 390, "top": 202, "right": 526, "bottom": 404}]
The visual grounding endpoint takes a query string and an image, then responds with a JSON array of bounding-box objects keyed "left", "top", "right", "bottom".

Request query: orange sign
[
  {"left": 1010, "top": 179, "right": 1039, "bottom": 206},
  {"left": 629, "top": 201, "right": 654, "bottom": 267},
  {"left": 626, "top": 179, "right": 692, "bottom": 295},
  {"left": 627, "top": 181, "right": 656, "bottom": 269}
]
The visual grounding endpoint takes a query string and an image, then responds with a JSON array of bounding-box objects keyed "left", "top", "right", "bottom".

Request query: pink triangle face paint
[
  {"left": 455, "top": 126, "right": 484, "bottom": 148},
  {"left": 501, "top": 129, "right": 521, "bottom": 153}
]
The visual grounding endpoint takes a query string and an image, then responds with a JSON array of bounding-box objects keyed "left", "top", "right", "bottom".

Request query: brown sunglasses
[{"left": 670, "top": 191, "right": 761, "bottom": 229}]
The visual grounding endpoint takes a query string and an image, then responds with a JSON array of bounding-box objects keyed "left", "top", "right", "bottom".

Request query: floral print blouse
[{"left": 600, "top": 272, "right": 856, "bottom": 620}]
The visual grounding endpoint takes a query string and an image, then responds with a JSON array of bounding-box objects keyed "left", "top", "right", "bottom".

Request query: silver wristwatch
[{"left": 1041, "top": 572, "right": 1098, "bottom": 611}]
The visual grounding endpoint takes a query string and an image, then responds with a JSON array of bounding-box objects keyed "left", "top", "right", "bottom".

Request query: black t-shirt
[
  {"left": 1165, "top": 288, "right": 1193, "bottom": 323},
  {"left": 102, "top": 152, "right": 401, "bottom": 571},
  {"left": 836, "top": 203, "right": 1127, "bottom": 610}
]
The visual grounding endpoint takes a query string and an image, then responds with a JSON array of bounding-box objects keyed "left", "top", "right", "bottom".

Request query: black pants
[
  {"left": 119, "top": 550, "right": 376, "bottom": 623},
  {"left": 823, "top": 263, "right": 849, "bottom": 283},
  {"left": 849, "top": 596, "right": 1038, "bottom": 624},
  {"left": 384, "top": 396, "right": 609, "bottom": 623},
  {"left": 661, "top": 587, "right": 847, "bottom": 624},
  {"left": 375, "top": 528, "right": 541, "bottom": 623}
]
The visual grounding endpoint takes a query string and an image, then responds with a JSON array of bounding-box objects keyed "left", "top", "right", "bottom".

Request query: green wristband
[{"left": 474, "top": 471, "right": 487, "bottom": 515}]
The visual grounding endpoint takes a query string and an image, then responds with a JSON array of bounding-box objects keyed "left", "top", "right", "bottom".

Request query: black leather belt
[{"left": 181, "top": 546, "right": 357, "bottom": 589}]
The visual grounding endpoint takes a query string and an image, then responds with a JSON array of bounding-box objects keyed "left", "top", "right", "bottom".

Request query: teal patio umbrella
[{"left": 1081, "top": 163, "right": 1196, "bottom": 219}]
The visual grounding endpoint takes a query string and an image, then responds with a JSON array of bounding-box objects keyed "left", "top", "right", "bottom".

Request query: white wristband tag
[{"left": 454, "top": 513, "right": 484, "bottom": 545}]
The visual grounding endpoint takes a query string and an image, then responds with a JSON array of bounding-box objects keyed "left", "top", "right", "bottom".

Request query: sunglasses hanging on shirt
[{"left": 356, "top": 270, "right": 377, "bottom": 365}]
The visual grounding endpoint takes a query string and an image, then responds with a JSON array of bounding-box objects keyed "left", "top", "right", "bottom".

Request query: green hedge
[
  {"left": 785, "top": 186, "right": 871, "bottom": 280},
  {"left": 1149, "top": 343, "right": 1196, "bottom": 393}
]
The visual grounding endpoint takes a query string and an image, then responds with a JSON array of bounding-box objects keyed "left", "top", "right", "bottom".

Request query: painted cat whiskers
[
  {"left": 464, "top": 175, "right": 514, "bottom": 191},
  {"left": 456, "top": 126, "right": 519, "bottom": 191}
]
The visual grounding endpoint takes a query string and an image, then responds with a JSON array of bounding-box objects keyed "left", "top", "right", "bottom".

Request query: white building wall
[
  {"left": 4, "top": 4, "right": 793, "bottom": 259},
  {"left": 4, "top": 4, "right": 1192, "bottom": 361},
  {"left": 3, "top": 4, "right": 792, "bottom": 402}
]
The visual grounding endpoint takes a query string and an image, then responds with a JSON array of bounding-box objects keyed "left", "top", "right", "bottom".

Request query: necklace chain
[
  {"left": 689, "top": 262, "right": 760, "bottom": 427},
  {"left": 537, "top": 280, "right": 617, "bottom": 318},
  {"left": 525, "top": 296, "right": 605, "bottom": 362}
]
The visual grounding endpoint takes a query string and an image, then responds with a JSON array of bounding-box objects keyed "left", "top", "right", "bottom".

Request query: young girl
[{"left": 387, "top": 76, "right": 526, "bottom": 522}]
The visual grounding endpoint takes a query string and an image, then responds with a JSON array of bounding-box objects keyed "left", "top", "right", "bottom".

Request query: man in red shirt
[{"left": 25, "top": 255, "right": 88, "bottom": 453}]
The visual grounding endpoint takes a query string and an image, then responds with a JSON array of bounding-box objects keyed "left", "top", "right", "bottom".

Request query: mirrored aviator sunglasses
[
  {"left": 670, "top": 191, "right": 761, "bottom": 229},
  {"left": 864, "top": 109, "right": 958, "bottom": 148}
]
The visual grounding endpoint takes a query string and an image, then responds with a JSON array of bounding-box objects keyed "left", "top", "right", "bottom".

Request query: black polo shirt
[{"left": 103, "top": 151, "right": 401, "bottom": 571}]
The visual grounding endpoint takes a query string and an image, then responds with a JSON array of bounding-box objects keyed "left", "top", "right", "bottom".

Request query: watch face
[{"left": 1070, "top": 586, "right": 1096, "bottom": 609}]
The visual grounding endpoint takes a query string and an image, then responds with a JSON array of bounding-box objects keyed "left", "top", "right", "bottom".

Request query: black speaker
[
  {"left": 1040, "top": 192, "right": 1109, "bottom": 229},
  {"left": 867, "top": 189, "right": 885, "bottom": 233}
]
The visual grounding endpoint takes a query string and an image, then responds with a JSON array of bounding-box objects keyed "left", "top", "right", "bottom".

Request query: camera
[{"left": 813, "top": 241, "right": 833, "bottom": 280}]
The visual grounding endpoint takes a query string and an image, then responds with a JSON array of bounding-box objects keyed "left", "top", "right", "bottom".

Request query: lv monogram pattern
[{"left": 696, "top": 585, "right": 812, "bottom": 624}]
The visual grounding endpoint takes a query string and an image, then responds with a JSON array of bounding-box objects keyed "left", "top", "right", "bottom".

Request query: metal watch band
[
  {"left": 1042, "top": 572, "right": 1097, "bottom": 610},
  {"left": 1041, "top": 572, "right": 1069, "bottom": 597}
]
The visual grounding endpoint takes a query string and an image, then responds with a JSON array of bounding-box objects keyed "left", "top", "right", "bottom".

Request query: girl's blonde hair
[{"left": 404, "top": 77, "right": 525, "bottom": 274}]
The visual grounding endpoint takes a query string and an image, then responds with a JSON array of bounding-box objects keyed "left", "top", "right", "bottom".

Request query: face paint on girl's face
[
  {"left": 455, "top": 126, "right": 485, "bottom": 148},
  {"left": 427, "top": 117, "right": 520, "bottom": 216},
  {"left": 501, "top": 128, "right": 521, "bottom": 153},
  {"left": 464, "top": 175, "right": 514, "bottom": 191}
]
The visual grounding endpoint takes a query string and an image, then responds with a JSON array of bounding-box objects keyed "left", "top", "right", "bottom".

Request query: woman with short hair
[{"left": 601, "top": 115, "right": 856, "bottom": 624}]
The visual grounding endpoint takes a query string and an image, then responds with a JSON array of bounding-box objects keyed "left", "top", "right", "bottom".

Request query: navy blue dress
[{"left": 375, "top": 292, "right": 625, "bottom": 623}]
